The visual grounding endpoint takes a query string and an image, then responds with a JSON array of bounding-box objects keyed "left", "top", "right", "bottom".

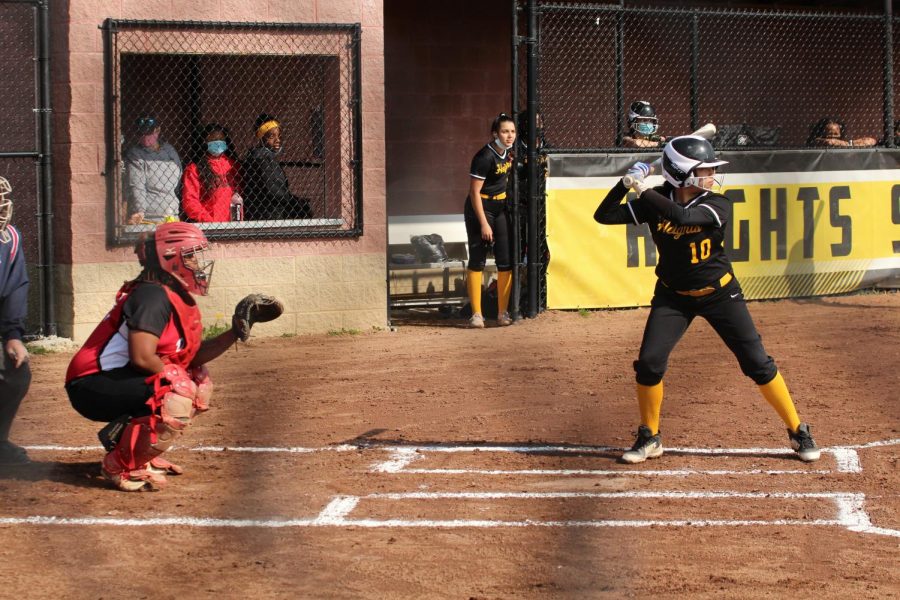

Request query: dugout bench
[{"left": 388, "top": 215, "right": 496, "bottom": 308}]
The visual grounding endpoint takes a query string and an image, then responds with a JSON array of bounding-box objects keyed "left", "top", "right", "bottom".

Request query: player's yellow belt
[
  {"left": 480, "top": 192, "right": 507, "bottom": 201},
  {"left": 673, "top": 272, "right": 733, "bottom": 297}
]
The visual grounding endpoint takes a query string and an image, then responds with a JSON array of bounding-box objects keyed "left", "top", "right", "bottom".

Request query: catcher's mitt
[{"left": 232, "top": 294, "right": 284, "bottom": 342}]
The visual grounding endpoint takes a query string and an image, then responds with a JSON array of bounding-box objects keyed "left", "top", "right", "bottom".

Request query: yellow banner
[{"left": 546, "top": 173, "right": 900, "bottom": 308}]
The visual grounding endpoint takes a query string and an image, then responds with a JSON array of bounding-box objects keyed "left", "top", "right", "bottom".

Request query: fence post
[
  {"left": 690, "top": 10, "right": 699, "bottom": 133},
  {"left": 526, "top": 0, "right": 539, "bottom": 318},
  {"left": 511, "top": 0, "right": 522, "bottom": 321},
  {"left": 37, "top": 0, "right": 55, "bottom": 336},
  {"left": 884, "top": 0, "right": 894, "bottom": 147}
]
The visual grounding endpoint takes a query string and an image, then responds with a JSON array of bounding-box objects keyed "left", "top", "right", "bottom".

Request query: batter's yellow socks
[
  {"left": 758, "top": 371, "right": 802, "bottom": 431},
  {"left": 497, "top": 270, "right": 512, "bottom": 314},
  {"left": 637, "top": 382, "right": 664, "bottom": 435},
  {"left": 466, "top": 270, "right": 483, "bottom": 316}
]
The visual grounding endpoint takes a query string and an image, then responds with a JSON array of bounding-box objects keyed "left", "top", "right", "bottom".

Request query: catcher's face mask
[
  {"left": 179, "top": 245, "right": 215, "bottom": 296},
  {"left": 0, "top": 177, "right": 13, "bottom": 244}
]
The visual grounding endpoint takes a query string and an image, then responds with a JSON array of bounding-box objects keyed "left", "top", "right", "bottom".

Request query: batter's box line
[
  {"left": 1, "top": 491, "right": 897, "bottom": 538},
  {"left": 368, "top": 445, "right": 862, "bottom": 475},
  {"left": 313, "top": 490, "right": 900, "bottom": 538}
]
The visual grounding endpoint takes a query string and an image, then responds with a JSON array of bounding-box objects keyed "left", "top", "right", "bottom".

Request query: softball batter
[
  {"left": 594, "top": 135, "right": 820, "bottom": 463},
  {"left": 464, "top": 113, "right": 516, "bottom": 328}
]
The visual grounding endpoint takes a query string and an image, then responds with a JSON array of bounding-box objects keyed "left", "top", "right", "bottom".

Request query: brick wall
[{"left": 384, "top": 0, "right": 511, "bottom": 217}]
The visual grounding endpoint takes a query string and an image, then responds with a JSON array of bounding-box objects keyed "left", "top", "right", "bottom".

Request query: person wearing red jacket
[{"left": 181, "top": 123, "right": 242, "bottom": 222}]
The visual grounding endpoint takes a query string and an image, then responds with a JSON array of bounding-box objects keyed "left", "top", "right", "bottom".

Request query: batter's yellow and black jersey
[
  {"left": 470, "top": 143, "right": 512, "bottom": 198},
  {"left": 594, "top": 182, "right": 732, "bottom": 290}
]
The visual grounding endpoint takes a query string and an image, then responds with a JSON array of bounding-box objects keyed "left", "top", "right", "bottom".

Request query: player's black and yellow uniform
[
  {"left": 594, "top": 181, "right": 777, "bottom": 387},
  {"left": 465, "top": 143, "right": 513, "bottom": 272}
]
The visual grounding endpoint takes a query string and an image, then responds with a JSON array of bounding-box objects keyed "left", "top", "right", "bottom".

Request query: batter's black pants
[
  {"left": 464, "top": 197, "right": 512, "bottom": 271},
  {"left": 66, "top": 366, "right": 154, "bottom": 423},
  {"left": 633, "top": 277, "right": 777, "bottom": 386},
  {"left": 0, "top": 352, "right": 31, "bottom": 442}
]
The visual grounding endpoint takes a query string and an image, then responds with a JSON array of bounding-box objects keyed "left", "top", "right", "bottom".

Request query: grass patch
[
  {"left": 280, "top": 332, "right": 296, "bottom": 338},
  {"left": 25, "top": 345, "right": 50, "bottom": 355},
  {"left": 203, "top": 313, "right": 229, "bottom": 340},
  {"left": 577, "top": 307, "right": 590, "bottom": 317},
  {"left": 327, "top": 327, "right": 361, "bottom": 336}
]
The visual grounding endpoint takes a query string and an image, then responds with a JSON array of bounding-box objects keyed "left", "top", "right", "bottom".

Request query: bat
[{"left": 622, "top": 123, "right": 717, "bottom": 187}]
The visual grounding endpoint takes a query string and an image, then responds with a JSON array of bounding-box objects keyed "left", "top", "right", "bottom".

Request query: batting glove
[{"left": 626, "top": 162, "right": 650, "bottom": 182}]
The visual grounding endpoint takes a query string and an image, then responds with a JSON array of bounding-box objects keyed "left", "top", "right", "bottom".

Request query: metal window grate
[{"left": 103, "top": 20, "right": 363, "bottom": 243}]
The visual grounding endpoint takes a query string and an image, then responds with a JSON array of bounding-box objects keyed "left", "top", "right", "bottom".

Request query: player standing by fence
[
  {"left": 593, "top": 135, "right": 820, "bottom": 464},
  {"left": 464, "top": 113, "right": 516, "bottom": 328}
]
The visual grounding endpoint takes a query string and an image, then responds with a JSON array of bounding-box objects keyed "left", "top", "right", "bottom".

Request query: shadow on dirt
[
  {"left": 337, "top": 429, "right": 810, "bottom": 462},
  {"left": 0, "top": 460, "right": 105, "bottom": 488}
]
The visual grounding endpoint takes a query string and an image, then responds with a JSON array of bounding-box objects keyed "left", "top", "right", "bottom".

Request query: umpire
[
  {"left": 594, "top": 136, "right": 820, "bottom": 464},
  {"left": 0, "top": 176, "right": 31, "bottom": 466}
]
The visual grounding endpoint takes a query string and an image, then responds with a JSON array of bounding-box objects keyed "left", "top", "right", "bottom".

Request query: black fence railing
[{"left": 103, "top": 20, "right": 363, "bottom": 243}]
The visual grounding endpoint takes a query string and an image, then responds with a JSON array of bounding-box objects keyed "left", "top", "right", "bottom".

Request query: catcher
[{"left": 65, "top": 222, "right": 283, "bottom": 491}]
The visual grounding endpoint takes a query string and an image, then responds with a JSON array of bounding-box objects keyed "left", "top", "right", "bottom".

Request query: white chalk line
[{"left": 1, "top": 491, "right": 897, "bottom": 537}]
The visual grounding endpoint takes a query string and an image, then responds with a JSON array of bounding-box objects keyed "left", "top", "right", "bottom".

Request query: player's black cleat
[
  {"left": 98, "top": 414, "right": 131, "bottom": 452},
  {"left": 621, "top": 425, "right": 663, "bottom": 464},
  {"left": 788, "top": 423, "right": 820, "bottom": 462}
]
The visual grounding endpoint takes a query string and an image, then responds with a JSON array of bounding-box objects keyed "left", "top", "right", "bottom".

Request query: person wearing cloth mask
[
  {"left": 622, "top": 101, "right": 666, "bottom": 149},
  {"left": 0, "top": 177, "right": 32, "bottom": 465},
  {"left": 181, "top": 123, "right": 242, "bottom": 222},
  {"left": 242, "top": 113, "right": 312, "bottom": 221},
  {"left": 464, "top": 113, "right": 516, "bottom": 328},
  {"left": 126, "top": 115, "right": 182, "bottom": 224}
]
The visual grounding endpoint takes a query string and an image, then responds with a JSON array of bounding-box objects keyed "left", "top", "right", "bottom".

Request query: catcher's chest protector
[{"left": 66, "top": 283, "right": 204, "bottom": 382}]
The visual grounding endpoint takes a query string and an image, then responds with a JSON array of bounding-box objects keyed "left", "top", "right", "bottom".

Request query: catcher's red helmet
[{"left": 137, "top": 222, "right": 213, "bottom": 296}]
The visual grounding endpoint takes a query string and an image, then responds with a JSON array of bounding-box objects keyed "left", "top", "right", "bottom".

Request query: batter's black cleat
[
  {"left": 621, "top": 425, "right": 663, "bottom": 464},
  {"left": 788, "top": 423, "right": 821, "bottom": 462},
  {"left": 0, "top": 440, "right": 30, "bottom": 466}
]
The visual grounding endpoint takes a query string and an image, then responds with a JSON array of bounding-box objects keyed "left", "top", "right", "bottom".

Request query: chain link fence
[
  {"left": 0, "top": 0, "right": 46, "bottom": 336},
  {"left": 533, "top": 3, "right": 896, "bottom": 151},
  {"left": 104, "top": 20, "right": 362, "bottom": 243}
]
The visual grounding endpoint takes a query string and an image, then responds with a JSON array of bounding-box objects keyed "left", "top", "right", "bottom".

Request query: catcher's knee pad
[{"left": 633, "top": 358, "right": 665, "bottom": 387}]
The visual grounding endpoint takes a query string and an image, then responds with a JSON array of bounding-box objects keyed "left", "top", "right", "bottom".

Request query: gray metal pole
[{"left": 37, "top": 0, "right": 55, "bottom": 336}]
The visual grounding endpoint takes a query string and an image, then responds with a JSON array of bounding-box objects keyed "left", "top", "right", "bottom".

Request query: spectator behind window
[
  {"left": 622, "top": 101, "right": 666, "bottom": 149},
  {"left": 181, "top": 123, "right": 242, "bottom": 223},
  {"left": 807, "top": 117, "right": 876, "bottom": 148},
  {"left": 242, "top": 113, "right": 312, "bottom": 221},
  {"left": 125, "top": 115, "right": 182, "bottom": 225}
]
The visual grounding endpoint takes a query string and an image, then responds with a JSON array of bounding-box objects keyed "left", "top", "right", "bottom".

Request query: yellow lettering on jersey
[
  {"left": 657, "top": 220, "right": 703, "bottom": 239},
  {"left": 495, "top": 161, "right": 511, "bottom": 176}
]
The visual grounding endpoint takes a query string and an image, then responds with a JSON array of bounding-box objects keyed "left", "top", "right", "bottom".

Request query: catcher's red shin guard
[{"left": 102, "top": 366, "right": 199, "bottom": 492}]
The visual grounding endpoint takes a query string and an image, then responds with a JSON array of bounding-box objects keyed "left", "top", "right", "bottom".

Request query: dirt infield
[{"left": 1, "top": 291, "right": 898, "bottom": 599}]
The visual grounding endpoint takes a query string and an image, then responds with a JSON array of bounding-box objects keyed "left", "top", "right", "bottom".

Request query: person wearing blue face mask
[
  {"left": 242, "top": 113, "right": 312, "bottom": 221},
  {"left": 181, "top": 123, "right": 242, "bottom": 222},
  {"left": 622, "top": 101, "right": 666, "bottom": 149}
]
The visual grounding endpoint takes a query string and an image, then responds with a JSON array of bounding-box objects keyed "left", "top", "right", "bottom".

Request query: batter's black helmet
[{"left": 662, "top": 135, "right": 728, "bottom": 188}]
